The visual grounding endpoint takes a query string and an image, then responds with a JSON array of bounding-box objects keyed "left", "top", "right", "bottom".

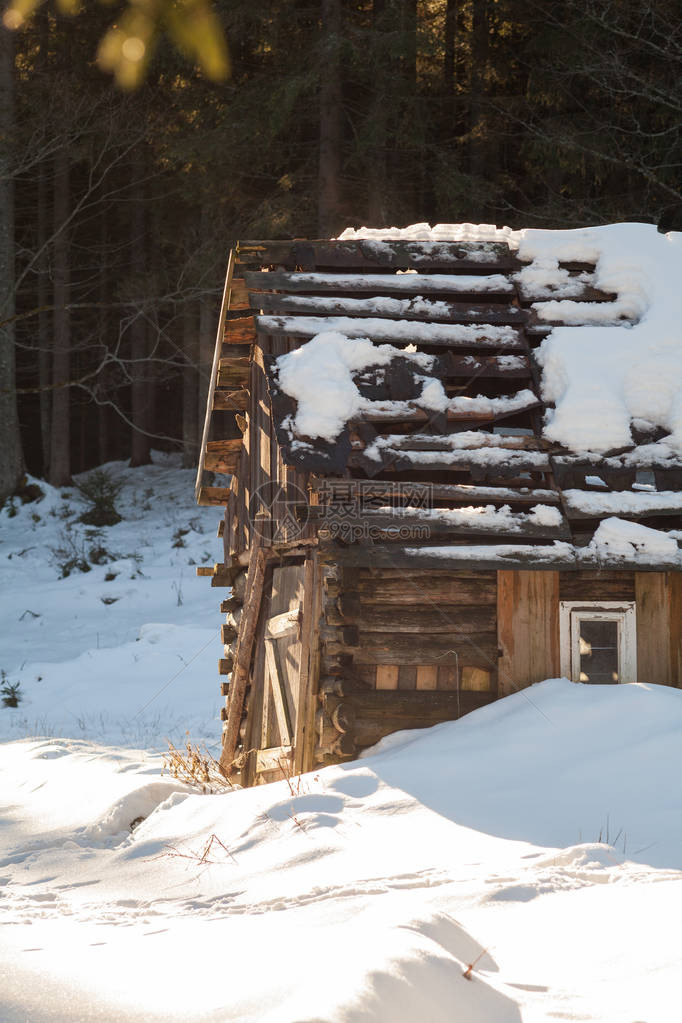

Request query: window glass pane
[{"left": 579, "top": 619, "right": 619, "bottom": 684}]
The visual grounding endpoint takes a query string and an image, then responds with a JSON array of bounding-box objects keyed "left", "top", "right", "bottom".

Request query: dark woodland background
[{"left": 0, "top": 0, "right": 680, "bottom": 498}]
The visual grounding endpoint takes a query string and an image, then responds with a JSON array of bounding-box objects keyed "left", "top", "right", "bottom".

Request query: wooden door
[{"left": 256, "top": 565, "right": 305, "bottom": 782}]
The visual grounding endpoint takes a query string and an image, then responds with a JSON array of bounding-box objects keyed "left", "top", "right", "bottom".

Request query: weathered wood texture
[
  {"left": 195, "top": 251, "right": 235, "bottom": 505},
  {"left": 331, "top": 567, "right": 498, "bottom": 694},
  {"left": 238, "top": 239, "right": 522, "bottom": 270},
  {"left": 560, "top": 570, "right": 635, "bottom": 602},
  {"left": 497, "top": 570, "right": 560, "bottom": 696},
  {"left": 342, "top": 689, "right": 494, "bottom": 748},
  {"left": 219, "top": 526, "right": 267, "bottom": 775},
  {"left": 260, "top": 564, "right": 305, "bottom": 751},
  {"left": 635, "top": 572, "right": 682, "bottom": 686}
]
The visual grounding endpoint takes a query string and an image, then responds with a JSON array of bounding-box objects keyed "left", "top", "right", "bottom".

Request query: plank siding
[
  {"left": 635, "top": 573, "right": 671, "bottom": 684},
  {"left": 669, "top": 572, "right": 682, "bottom": 687},
  {"left": 497, "top": 570, "right": 560, "bottom": 696},
  {"left": 635, "top": 571, "right": 682, "bottom": 686}
]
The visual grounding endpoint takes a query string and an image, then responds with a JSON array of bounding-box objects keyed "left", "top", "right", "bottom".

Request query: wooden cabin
[{"left": 195, "top": 235, "right": 682, "bottom": 785}]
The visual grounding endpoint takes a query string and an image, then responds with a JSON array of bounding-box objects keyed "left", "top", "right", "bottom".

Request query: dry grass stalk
[
  {"left": 162, "top": 734, "right": 236, "bottom": 794},
  {"left": 165, "top": 833, "right": 236, "bottom": 865}
]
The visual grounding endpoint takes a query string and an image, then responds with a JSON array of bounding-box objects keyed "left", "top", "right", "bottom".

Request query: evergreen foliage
[{"left": 1, "top": 0, "right": 679, "bottom": 492}]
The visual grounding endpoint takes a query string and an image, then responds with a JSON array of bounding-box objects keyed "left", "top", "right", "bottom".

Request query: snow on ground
[
  {"left": 2, "top": 457, "right": 682, "bottom": 1021},
  {"left": 0, "top": 452, "right": 222, "bottom": 748}
]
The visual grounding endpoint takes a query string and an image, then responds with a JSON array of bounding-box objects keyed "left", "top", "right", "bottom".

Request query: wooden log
[
  {"left": 347, "top": 406, "right": 540, "bottom": 426},
  {"left": 219, "top": 524, "right": 267, "bottom": 775},
  {"left": 213, "top": 388, "right": 249, "bottom": 412},
  {"left": 518, "top": 284, "right": 617, "bottom": 304},
  {"left": 359, "top": 432, "right": 545, "bottom": 453},
  {"left": 353, "top": 632, "right": 498, "bottom": 667},
  {"left": 324, "top": 544, "right": 578, "bottom": 572},
  {"left": 251, "top": 291, "right": 528, "bottom": 325},
  {"left": 217, "top": 356, "right": 250, "bottom": 389},
  {"left": 256, "top": 314, "right": 523, "bottom": 350},
  {"left": 204, "top": 438, "right": 242, "bottom": 475},
  {"left": 354, "top": 572, "right": 497, "bottom": 605},
  {"left": 220, "top": 595, "right": 242, "bottom": 614},
  {"left": 221, "top": 623, "right": 238, "bottom": 645},
  {"left": 238, "top": 239, "right": 521, "bottom": 271},
  {"left": 228, "top": 277, "right": 251, "bottom": 311},
  {"left": 335, "top": 604, "right": 496, "bottom": 634},
  {"left": 310, "top": 478, "right": 560, "bottom": 507},
  {"left": 220, "top": 681, "right": 230, "bottom": 696},
  {"left": 196, "top": 565, "right": 214, "bottom": 577},
  {"left": 343, "top": 511, "right": 570, "bottom": 542},
  {"left": 559, "top": 570, "right": 635, "bottom": 601},
  {"left": 224, "top": 314, "right": 256, "bottom": 345},
  {"left": 196, "top": 486, "right": 231, "bottom": 507},
  {"left": 219, "top": 656, "right": 233, "bottom": 675},
  {"left": 341, "top": 689, "right": 494, "bottom": 748}
]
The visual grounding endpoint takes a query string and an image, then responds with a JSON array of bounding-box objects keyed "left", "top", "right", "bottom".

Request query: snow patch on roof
[
  {"left": 337, "top": 222, "right": 682, "bottom": 456},
  {"left": 587, "top": 516, "right": 679, "bottom": 559},
  {"left": 276, "top": 331, "right": 433, "bottom": 442}
]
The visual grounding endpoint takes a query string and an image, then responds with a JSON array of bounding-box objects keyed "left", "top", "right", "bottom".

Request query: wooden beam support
[
  {"left": 219, "top": 524, "right": 268, "bottom": 776},
  {"left": 309, "top": 478, "right": 560, "bottom": 506},
  {"left": 204, "top": 438, "right": 242, "bottom": 475},
  {"left": 195, "top": 250, "right": 235, "bottom": 504},
  {"left": 256, "top": 746, "right": 293, "bottom": 774},
  {"left": 255, "top": 314, "right": 524, "bottom": 350},
  {"left": 238, "top": 239, "right": 521, "bottom": 271},
  {"left": 251, "top": 291, "right": 528, "bottom": 326},
  {"left": 196, "top": 486, "right": 231, "bottom": 507}
]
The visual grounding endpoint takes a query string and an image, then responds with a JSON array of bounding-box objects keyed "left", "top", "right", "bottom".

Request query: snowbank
[
  {"left": 0, "top": 454, "right": 222, "bottom": 747},
  {"left": 2, "top": 680, "right": 682, "bottom": 1021}
]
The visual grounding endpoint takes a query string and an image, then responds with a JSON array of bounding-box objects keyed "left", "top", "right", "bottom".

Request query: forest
[{"left": 0, "top": 0, "right": 680, "bottom": 501}]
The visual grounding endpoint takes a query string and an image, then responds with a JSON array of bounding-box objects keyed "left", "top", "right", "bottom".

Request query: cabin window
[{"left": 559, "top": 601, "right": 637, "bottom": 684}]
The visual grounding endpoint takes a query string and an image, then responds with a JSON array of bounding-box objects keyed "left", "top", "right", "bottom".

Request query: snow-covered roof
[{"left": 234, "top": 225, "right": 682, "bottom": 567}]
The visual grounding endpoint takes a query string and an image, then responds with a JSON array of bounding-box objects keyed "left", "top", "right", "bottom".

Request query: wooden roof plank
[
  {"left": 244, "top": 270, "right": 515, "bottom": 295},
  {"left": 309, "top": 478, "right": 561, "bottom": 505},
  {"left": 255, "top": 314, "right": 524, "bottom": 349},
  {"left": 250, "top": 291, "right": 527, "bottom": 325},
  {"left": 237, "top": 239, "right": 521, "bottom": 270}
]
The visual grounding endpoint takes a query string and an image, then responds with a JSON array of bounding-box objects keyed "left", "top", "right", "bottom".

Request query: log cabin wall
[
  {"left": 196, "top": 238, "right": 682, "bottom": 781},
  {"left": 314, "top": 565, "right": 498, "bottom": 762}
]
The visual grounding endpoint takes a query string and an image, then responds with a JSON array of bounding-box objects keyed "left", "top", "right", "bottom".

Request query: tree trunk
[
  {"left": 368, "top": 0, "right": 388, "bottom": 225},
  {"left": 444, "top": 0, "right": 456, "bottom": 94},
  {"left": 469, "top": 0, "right": 489, "bottom": 181},
  {"left": 129, "top": 151, "right": 151, "bottom": 466},
  {"left": 48, "top": 144, "right": 71, "bottom": 487},
  {"left": 0, "top": 27, "right": 23, "bottom": 501},
  {"left": 38, "top": 163, "right": 51, "bottom": 477},
  {"left": 182, "top": 301, "right": 199, "bottom": 468},
  {"left": 317, "top": 0, "right": 342, "bottom": 236}
]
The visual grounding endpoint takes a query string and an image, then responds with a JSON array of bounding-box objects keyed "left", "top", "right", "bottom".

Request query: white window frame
[{"left": 559, "top": 601, "right": 637, "bottom": 684}]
